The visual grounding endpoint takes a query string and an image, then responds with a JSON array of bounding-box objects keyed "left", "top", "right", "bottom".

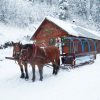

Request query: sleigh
[{"left": 60, "top": 37, "right": 97, "bottom": 69}]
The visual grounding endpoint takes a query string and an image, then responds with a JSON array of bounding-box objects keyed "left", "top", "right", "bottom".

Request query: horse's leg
[
  {"left": 18, "top": 62, "right": 25, "bottom": 78},
  {"left": 39, "top": 67, "right": 43, "bottom": 81},
  {"left": 24, "top": 62, "right": 29, "bottom": 79},
  {"left": 55, "top": 65, "right": 59, "bottom": 75},
  {"left": 52, "top": 59, "right": 57, "bottom": 75},
  {"left": 55, "top": 59, "right": 60, "bottom": 75},
  {"left": 54, "top": 52, "right": 60, "bottom": 74},
  {"left": 52, "top": 58, "right": 60, "bottom": 75},
  {"left": 32, "top": 65, "right": 35, "bottom": 82},
  {"left": 52, "top": 63, "right": 56, "bottom": 75},
  {"left": 56, "top": 60, "right": 60, "bottom": 74}
]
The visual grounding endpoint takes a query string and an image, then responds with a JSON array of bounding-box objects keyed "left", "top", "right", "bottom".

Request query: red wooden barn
[{"left": 31, "top": 16, "right": 100, "bottom": 54}]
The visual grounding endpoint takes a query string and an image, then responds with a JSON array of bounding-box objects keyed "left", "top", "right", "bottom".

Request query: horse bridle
[
  {"left": 13, "top": 44, "right": 22, "bottom": 59},
  {"left": 20, "top": 48, "right": 30, "bottom": 61}
]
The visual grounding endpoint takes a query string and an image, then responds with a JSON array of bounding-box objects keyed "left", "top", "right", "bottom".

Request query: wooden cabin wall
[
  {"left": 89, "top": 40, "right": 95, "bottom": 51},
  {"left": 32, "top": 19, "right": 100, "bottom": 55},
  {"left": 97, "top": 40, "right": 100, "bottom": 53},
  {"left": 34, "top": 20, "right": 71, "bottom": 46}
]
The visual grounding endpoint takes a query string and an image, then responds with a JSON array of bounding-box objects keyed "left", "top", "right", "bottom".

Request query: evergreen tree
[{"left": 58, "top": 0, "right": 69, "bottom": 20}]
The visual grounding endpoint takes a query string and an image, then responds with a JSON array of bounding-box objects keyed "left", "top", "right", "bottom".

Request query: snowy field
[
  {"left": 0, "top": 23, "right": 100, "bottom": 100},
  {"left": 0, "top": 48, "right": 100, "bottom": 100}
]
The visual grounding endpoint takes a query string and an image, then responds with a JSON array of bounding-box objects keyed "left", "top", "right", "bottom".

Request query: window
[{"left": 49, "top": 38, "right": 56, "bottom": 45}]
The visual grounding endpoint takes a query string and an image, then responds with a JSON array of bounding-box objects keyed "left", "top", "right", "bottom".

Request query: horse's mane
[{"left": 22, "top": 44, "right": 33, "bottom": 50}]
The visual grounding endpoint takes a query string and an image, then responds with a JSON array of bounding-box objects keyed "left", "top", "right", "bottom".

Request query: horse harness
[
  {"left": 13, "top": 46, "right": 21, "bottom": 60},
  {"left": 20, "top": 44, "right": 49, "bottom": 62}
]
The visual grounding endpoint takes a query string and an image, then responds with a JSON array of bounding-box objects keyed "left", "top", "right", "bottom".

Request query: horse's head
[
  {"left": 20, "top": 44, "right": 33, "bottom": 61},
  {"left": 12, "top": 41, "right": 23, "bottom": 59}
]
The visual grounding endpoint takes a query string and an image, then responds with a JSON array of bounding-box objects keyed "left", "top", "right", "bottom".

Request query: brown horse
[
  {"left": 12, "top": 42, "right": 29, "bottom": 79},
  {"left": 20, "top": 44, "right": 60, "bottom": 81}
]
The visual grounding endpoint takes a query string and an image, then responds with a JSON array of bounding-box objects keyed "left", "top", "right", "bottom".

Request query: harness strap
[
  {"left": 42, "top": 47, "right": 47, "bottom": 57},
  {"left": 33, "top": 44, "right": 37, "bottom": 58},
  {"left": 20, "top": 44, "right": 37, "bottom": 61},
  {"left": 42, "top": 47, "right": 51, "bottom": 62},
  {"left": 33, "top": 45, "right": 48, "bottom": 60}
]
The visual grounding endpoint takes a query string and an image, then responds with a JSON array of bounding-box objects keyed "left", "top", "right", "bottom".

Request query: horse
[
  {"left": 20, "top": 44, "right": 60, "bottom": 81},
  {"left": 12, "top": 42, "right": 29, "bottom": 79}
]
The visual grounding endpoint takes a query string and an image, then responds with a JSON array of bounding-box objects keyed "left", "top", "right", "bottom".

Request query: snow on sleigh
[{"left": 60, "top": 37, "right": 97, "bottom": 69}]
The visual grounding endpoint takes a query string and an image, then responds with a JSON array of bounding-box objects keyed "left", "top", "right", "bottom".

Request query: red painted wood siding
[
  {"left": 97, "top": 40, "right": 100, "bottom": 53},
  {"left": 35, "top": 20, "right": 69, "bottom": 40},
  {"left": 33, "top": 19, "right": 73, "bottom": 46}
]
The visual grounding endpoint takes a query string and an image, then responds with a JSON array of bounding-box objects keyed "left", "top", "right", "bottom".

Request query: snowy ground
[
  {"left": 0, "top": 47, "right": 100, "bottom": 100},
  {"left": 0, "top": 23, "right": 100, "bottom": 100}
]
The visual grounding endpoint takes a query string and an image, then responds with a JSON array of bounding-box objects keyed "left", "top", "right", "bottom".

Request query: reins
[
  {"left": 32, "top": 44, "right": 47, "bottom": 60},
  {"left": 32, "top": 44, "right": 45, "bottom": 59}
]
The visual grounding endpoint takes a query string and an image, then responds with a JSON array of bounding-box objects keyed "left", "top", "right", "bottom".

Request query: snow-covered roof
[{"left": 45, "top": 16, "right": 100, "bottom": 40}]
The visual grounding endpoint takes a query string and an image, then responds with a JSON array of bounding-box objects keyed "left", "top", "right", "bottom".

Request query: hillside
[{"left": 0, "top": 0, "right": 100, "bottom": 31}]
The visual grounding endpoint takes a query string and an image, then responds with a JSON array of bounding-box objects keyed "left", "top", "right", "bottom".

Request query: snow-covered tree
[
  {"left": 0, "top": 0, "right": 58, "bottom": 27},
  {"left": 58, "top": 0, "right": 69, "bottom": 20},
  {"left": 0, "top": 0, "right": 99, "bottom": 31}
]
